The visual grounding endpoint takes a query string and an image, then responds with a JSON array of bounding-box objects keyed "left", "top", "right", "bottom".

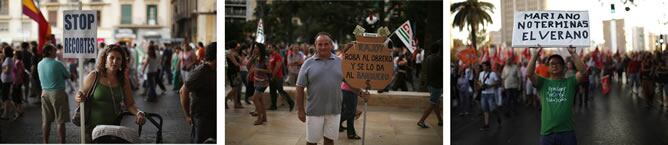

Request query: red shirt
[
  {"left": 269, "top": 52, "right": 284, "bottom": 78},
  {"left": 627, "top": 60, "right": 640, "bottom": 74}
]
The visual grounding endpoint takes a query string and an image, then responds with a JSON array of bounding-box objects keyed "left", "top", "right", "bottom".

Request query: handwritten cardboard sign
[{"left": 342, "top": 36, "right": 394, "bottom": 90}]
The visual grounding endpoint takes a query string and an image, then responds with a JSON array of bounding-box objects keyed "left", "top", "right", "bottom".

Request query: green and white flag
[
  {"left": 393, "top": 20, "right": 416, "bottom": 53},
  {"left": 255, "top": 19, "right": 265, "bottom": 44}
]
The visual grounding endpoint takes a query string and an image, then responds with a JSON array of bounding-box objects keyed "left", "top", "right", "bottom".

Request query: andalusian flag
[
  {"left": 255, "top": 19, "right": 265, "bottom": 44},
  {"left": 23, "top": 0, "right": 52, "bottom": 56},
  {"left": 393, "top": 20, "right": 416, "bottom": 53}
]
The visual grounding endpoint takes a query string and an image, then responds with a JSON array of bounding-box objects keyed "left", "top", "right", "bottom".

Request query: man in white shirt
[
  {"left": 501, "top": 57, "right": 521, "bottom": 116},
  {"left": 478, "top": 61, "right": 501, "bottom": 130}
]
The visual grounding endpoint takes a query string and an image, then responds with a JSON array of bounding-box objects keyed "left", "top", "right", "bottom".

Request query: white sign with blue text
[{"left": 63, "top": 10, "right": 98, "bottom": 58}]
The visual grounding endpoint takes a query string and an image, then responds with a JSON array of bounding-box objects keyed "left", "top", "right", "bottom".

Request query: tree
[{"left": 451, "top": 0, "right": 494, "bottom": 50}]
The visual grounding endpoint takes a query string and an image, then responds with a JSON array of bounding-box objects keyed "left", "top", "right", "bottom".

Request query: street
[
  {"left": 0, "top": 81, "right": 192, "bottom": 143},
  {"left": 452, "top": 78, "right": 668, "bottom": 145}
]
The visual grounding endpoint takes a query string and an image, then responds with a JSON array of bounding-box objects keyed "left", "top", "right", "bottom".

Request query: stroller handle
[{"left": 116, "top": 112, "right": 164, "bottom": 143}]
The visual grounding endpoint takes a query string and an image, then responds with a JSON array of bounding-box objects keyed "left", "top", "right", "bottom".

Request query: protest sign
[
  {"left": 512, "top": 11, "right": 590, "bottom": 48},
  {"left": 342, "top": 36, "right": 394, "bottom": 90},
  {"left": 63, "top": 10, "right": 98, "bottom": 58}
]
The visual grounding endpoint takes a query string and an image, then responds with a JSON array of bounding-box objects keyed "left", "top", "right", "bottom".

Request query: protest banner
[
  {"left": 457, "top": 47, "right": 479, "bottom": 65},
  {"left": 63, "top": 10, "right": 98, "bottom": 58},
  {"left": 512, "top": 11, "right": 590, "bottom": 48},
  {"left": 342, "top": 36, "right": 394, "bottom": 90}
]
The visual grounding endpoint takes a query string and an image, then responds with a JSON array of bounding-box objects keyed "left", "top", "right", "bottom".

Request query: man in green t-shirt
[{"left": 526, "top": 45, "right": 586, "bottom": 145}]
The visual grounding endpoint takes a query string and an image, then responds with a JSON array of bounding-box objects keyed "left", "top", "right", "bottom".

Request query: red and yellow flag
[{"left": 23, "top": 0, "right": 52, "bottom": 56}]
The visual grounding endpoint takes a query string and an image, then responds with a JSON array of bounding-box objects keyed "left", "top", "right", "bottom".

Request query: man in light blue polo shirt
[
  {"left": 37, "top": 44, "right": 71, "bottom": 143},
  {"left": 296, "top": 32, "right": 343, "bottom": 145}
]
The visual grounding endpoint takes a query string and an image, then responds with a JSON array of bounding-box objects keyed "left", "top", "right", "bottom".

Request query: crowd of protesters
[
  {"left": 0, "top": 39, "right": 217, "bottom": 143},
  {"left": 225, "top": 32, "right": 444, "bottom": 143},
  {"left": 452, "top": 45, "right": 668, "bottom": 131}
]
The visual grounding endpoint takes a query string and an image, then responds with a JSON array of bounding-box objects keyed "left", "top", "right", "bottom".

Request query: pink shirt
[{"left": 341, "top": 82, "right": 353, "bottom": 91}]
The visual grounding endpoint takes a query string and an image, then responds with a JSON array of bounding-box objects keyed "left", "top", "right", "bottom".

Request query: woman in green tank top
[{"left": 74, "top": 45, "right": 146, "bottom": 142}]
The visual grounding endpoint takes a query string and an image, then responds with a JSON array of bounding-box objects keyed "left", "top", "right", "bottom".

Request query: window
[
  {"left": 48, "top": 11, "right": 58, "bottom": 27},
  {"left": 0, "top": 0, "right": 8, "bottom": 15},
  {"left": 146, "top": 5, "right": 157, "bottom": 25},
  {"left": 0, "top": 22, "right": 8, "bottom": 32},
  {"left": 121, "top": 4, "right": 132, "bottom": 24},
  {"left": 91, "top": 0, "right": 102, "bottom": 2},
  {"left": 22, "top": 22, "right": 31, "bottom": 32}
]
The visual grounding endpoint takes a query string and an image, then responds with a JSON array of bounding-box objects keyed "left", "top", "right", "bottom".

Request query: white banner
[
  {"left": 63, "top": 10, "right": 98, "bottom": 58},
  {"left": 512, "top": 11, "right": 590, "bottom": 48},
  {"left": 255, "top": 19, "right": 264, "bottom": 44}
]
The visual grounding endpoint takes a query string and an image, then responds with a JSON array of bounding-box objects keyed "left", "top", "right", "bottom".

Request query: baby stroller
[{"left": 91, "top": 112, "right": 163, "bottom": 143}]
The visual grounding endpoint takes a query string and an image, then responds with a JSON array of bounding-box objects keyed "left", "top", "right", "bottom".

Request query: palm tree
[{"left": 451, "top": 0, "right": 494, "bottom": 50}]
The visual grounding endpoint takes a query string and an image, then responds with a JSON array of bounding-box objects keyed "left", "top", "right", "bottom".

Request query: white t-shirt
[
  {"left": 1, "top": 57, "right": 14, "bottom": 83},
  {"left": 478, "top": 71, "right": 499, "bottom": 94},
  {"left": 501, "top": 64, "right": 521, "bottom": 89}
]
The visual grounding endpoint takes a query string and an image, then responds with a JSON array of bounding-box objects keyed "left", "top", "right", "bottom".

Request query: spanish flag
[{"left": 23, "top": 0, "right": 51, "bottom": 56}]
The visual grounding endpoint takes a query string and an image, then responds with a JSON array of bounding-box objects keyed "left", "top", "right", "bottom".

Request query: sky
[{"left": 449, "top": 0, "right": 668, "bottom": 47}]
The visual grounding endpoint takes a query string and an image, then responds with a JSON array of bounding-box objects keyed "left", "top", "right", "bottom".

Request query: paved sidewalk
[
  {"left": 0, "top": 83, "right": 191, "bottom": 143},
  {"left": 225, "top": 103, "right": 443, "bottom": 145}
]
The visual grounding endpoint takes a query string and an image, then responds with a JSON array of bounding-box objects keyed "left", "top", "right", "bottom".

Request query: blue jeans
[
  {"left": 147, "top": 72, "right": 159, "bottom": 99},
  {"left": 458, "top": 90, "right": 472, "bottom": 113},
  {"left": 428, "top": 86, "right": 442, "bottom": 104},
  {"left": 629, "top": 74, "right": 640, "bottom": 88},
  {"left": 341, "top": 90, "right": 358, "bottom": 135},
  {"left": 540, "top": 131, "right": 577, "bottom": 145},
  {"left": 480, "top": 93, "right": 496, "bottom": 112}
]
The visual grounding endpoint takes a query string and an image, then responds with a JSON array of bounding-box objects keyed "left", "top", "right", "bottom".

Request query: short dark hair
[
  {"left": 21, "top": 42, "right": 29, "bottom": 49},
  {"left": 227, "top": 41, "right": 237, "bottom": 50},
  {"left": 481, "top": 61, "right": 490, "bottom": 67},
  {"left": 430, "top": 42, "right": 441, "bottom": 54},
  {"left": 548, "top": 54, "right": 565, "bottom": 66},
  {"left": 314, "top": 32, "right": 333, "bottom": 43},
  {"left": 205, "top": 42, "right": 216, "bottom": 61},
  {"left": 3, "top": 46, "right": 12, "bottom": 58},
  {"left": 43, "top": 44, "right": 56, "bottom": 57}
]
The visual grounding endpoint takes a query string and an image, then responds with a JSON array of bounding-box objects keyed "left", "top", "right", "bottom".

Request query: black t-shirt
[
  {"left": 185, "top": 63, "right": 217, "bottom": 119},
  {"left": 425, "top": 53, "right": 442, "bottom": 88},
  {"left": 21, "top": 51, "right": 33, "bottom": 71},
  {"left": 162, "top": 48, "right": 173, "bottom": 67}
]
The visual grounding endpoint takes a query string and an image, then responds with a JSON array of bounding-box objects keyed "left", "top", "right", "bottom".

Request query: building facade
[
  {"left": 0, "top": 0, "right": 173, "bottom": 45},
  {"left": 602, "top": 19, "right": 626, "bottom": 52},
  {"left": 224, "top": 0, "right": 257, "bottom": 23},
  {"left": 0, "top": 0, "right": 37, "bottom": 43},
  {"left": 172, "top": 0, "right": 217, "bottom": 44}
]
